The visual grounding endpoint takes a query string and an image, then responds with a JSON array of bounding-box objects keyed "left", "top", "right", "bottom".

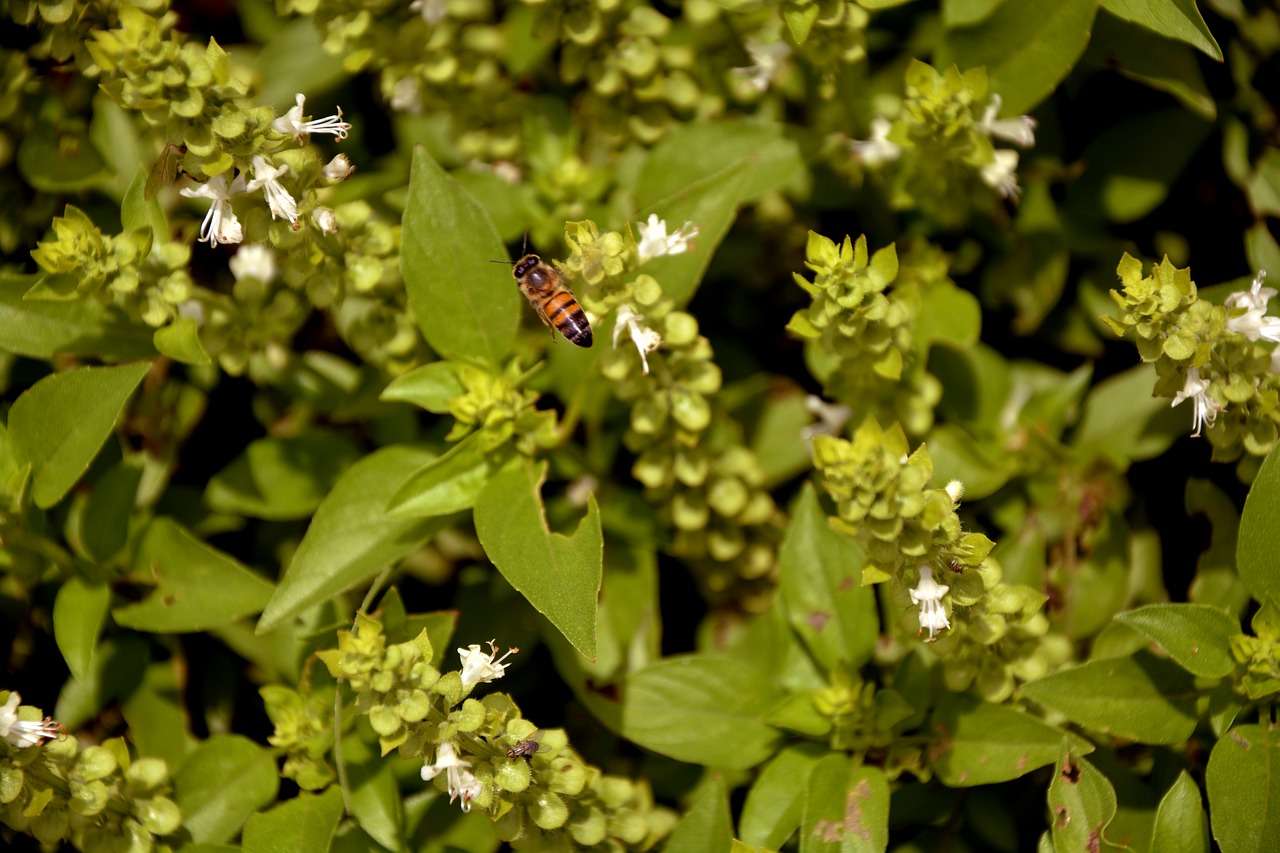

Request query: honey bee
[
  {"left": 507, "top": 730, "right": 547, "bottom": 758},
  {"left": 508, "top": 254, "right": 593, "bottom": 348}
]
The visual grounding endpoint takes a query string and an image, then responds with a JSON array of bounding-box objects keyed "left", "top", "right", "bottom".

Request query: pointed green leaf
[
  {"left": 1100, "top": 0, "right": 1220, "bottom": 60},
  {"left": 0, "top": 273, "right": 156, "bottom": 361},
  {"left": 243, "top": 787, "right": 344, "bottom": 853},
  {"left": 778, "top": 484, "right": 877, "bottom": 671},
  {"left": 619, "top": 655, "right": 783, "bottom": 769},
  {"left": 153, "top": 317, "right": 211, "bottom": 366},
  {"left": 1021, "top": 651, "right": 1197, "bottom": 744},
  {"left": 932, "top": 693, "right": 1092, "bottom": 786},
  {"left": 1114, "top": 604, "right": 1239, "bottom": 678},
  {"left": 121, "top": 661, "right": 194, "bottom": 767},
  {"left": 205, "top": 430, "right": 362, "bottom": 520},
  {"left": 79, "top": 456, "right": 143, "bottom": 563},
  {"left": 664, "top": 775, "right": 734, "bottom": 853},
  {"left": 380, "top": 361, "right": 466, "bottom": 412},
  {"left": 113, "top": 518, "right": 275, "bottom": 632},
  {"left": 257, "top": 445, "right": 449, "bottom": 633},
  {"left": 474, "top": 458, "right": 601, "bottom": 658},
  {"left": 1206, "top": 724, "right": 1280, "bottom": 853},
  {"left": 387, "top": 434, "right": 496, "bottom": 519},
  {"left": 1238, "top": 445, "right": 1280, "bottom": 604},
  {"left": 1048, "top": 752, "right": 1126, "bottom": 852},
  {"left": 741, "top": 744, "right": 826, "bottom": 849},
  {"left": 52, "top": 576, "right": 111, "bottom": 683},
  {"left": 801, "top": 755, "right": 889, "bottom": 853},
  {"left": 1150, "top": 771, "right": 1210, "bottom": 853},
  {"left": 402, "top": 147, "right": 518, "bottom": 367},
  {"left": 174, "top": 735, "right": 280, "bottom": 844},
  {"left": 9, "top": 361, "right": 151, "bottom": 508},
  {"left": 937, "top": 0, "right": 1099, "bottom": 115}
]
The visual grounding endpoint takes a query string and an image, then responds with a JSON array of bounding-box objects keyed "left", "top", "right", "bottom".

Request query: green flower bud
[
  {"left": 530, "top": 789, "right": 568, "bottom": 830},
  {"left": 453, "top": 698, "right": 486, "bottom": 732},
  {"left": 569, "top": 805, "right": 608, "bottom": 846},
  {"left": 493, "top": 757, "right": 531, "bottom": 792},
  {"left": 137, "top": 796, "right": 182, "bottom": 835},
  {"left": 77, "top": 746, "right": 118, "bottom": 782}
]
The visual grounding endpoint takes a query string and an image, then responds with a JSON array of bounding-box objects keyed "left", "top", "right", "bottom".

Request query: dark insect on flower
[
  {"left": 507, "top": 730, "right": 546, "bottom": 758},
  {"left": 146, "top": 142, "right": 187, "bottom": 201},
  {"left": 494, "top": 253, "right": 593, "bottom": 347}
]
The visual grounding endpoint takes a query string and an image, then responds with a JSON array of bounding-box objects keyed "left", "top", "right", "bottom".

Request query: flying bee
[
  {"left": 507, "top": 730, "right": 548, "bottom": 759},
  {"left": 497, "top": 254, "right": 593, "bottom": 348}
]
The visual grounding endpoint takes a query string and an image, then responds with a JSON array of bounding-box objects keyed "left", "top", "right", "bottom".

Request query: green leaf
[
  {"left": 8, "top": 361, "right": 151, "bottom": 508},
  {"left": 936, "top": 0, "right": 1099, "bottom": 115},
  {"left": 1073, "top": 364, "right": 1185, "bottom": 465},
  {"left": 474, "top": 458, "right": 601, "bottom": 658},
  {"left": 1206, "top": 724, "right": 1280, "bottom": 853},
  {"left": 1020, "top": 651, "right": 1197, "bottom": 744},
  {"left": 153, "top": 317, "right": 211, "bottom": 366},
  {"left": 257, "top": 445, "right": 448, "bottom": 633},
  {"left": 17, "top": 119, "right": 111, "bottom": 191},
  {"left": 926, "top": 424, "right": 1015, "bottom": 500},
  {"left": 916, "top": 282, "right": 982, "bottom": 352},
  {"left": 52, "top": 577, "right": 111, "bottom": 683},
  {"left": 0, "top": 273, "right": 156, "bottom": 361},
  {"left": 121, "top": 165, "right": 169, "bottom": 239},
  {"left": 1064, "top": 109, "right": 1212, "bottom": 224},
  {"left": 121, "top": 661, "right": 194, "bottom": 767},
  {"left": 174, "top": 734, "right": 280, "bottom": 844},
  {"left": 941, "top": 0, "right": 1008, "bottom": 27},
  {"left": 54, "top": 636, "right": 148, "bottom": 730},
  {"left": 79, "top": 456, "right": 144, "bottom": 563},
  {"left": 1086, "top": 13, "right": 1216, "bottom": 120},
  {"left": 664, "top": 775, "right": 735, "bottom": 853},
  {"left": 1099, "top": 0, "right": 1221, "bottom": 60},
  {"left": 1047, "top": 752, "right": 1127, "bottom": 852},
  {"left": 740, "top": 744, "right": 825, "bottom": 850},
  {"left": 343, "top": 732, "right": 406, "bottom": 852},
  {"left": 1238, "top": 445, "right": 1280, "bottom": 604},
  {"left": 249, "top": 22, "right": 349, "bottom": 113},
  {"left": 113, "top": 518, "right": 275, "bottom": 632},
  {"left": 243, "top": 787, "right": 344, "bottom": 853},
  {"left": 387, "top": 434, "right": 496, "bottom": 519},
  {"left": 1150, "top": 771, "right": 1210, "bottom": 853},
  {"left": 932, "top": 693, "right": 1092, "bottom": 786},
  {"left": 402, "top": 147, "right": 518, "bottom": 367},
  {"left": 800, "top": 755, "right": 889, "bottom": 853},
  {"left": 778, "top": 483, "right": 878, "bottom": 671},
  {"left": 380, "top": 361, "right": 466, "bottom": 412},
  {"left": 1247, "top": 147, "right": 1280, "bottom": 219},
  {"left": 638, "top": 160, "right": 751, "bottom": 307},
  {"left": 1114, "top": 604, "right": 1239, "bottom": 678},
  {"left": 619, "top": 655, "right": 783, "bottom": 769},
  {"left": 205, "top": 430, "right": 363, "bottom": 520}
]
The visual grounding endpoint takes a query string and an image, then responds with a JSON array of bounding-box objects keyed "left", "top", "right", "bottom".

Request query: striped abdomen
[{"left": 537, "top": 290, "right": 593, "bottom": 347}]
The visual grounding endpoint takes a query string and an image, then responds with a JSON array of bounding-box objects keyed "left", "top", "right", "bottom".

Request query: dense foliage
[{"left": 1, "top": 0, "right": 1279, "bottom": 851}]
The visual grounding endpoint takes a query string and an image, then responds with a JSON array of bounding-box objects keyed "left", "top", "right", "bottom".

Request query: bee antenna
[
  {"left": 521, "top": 231, "right": 528, "bottom": 256},
  {"left": 489, "top": 258, "right": 513, "bottom": 264}
]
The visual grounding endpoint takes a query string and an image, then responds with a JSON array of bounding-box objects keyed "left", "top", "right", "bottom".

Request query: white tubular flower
[
  {"left": 1225, "top": 271, "right": 1280, "bottom": 343},
  {"left": 849, "top": 117, "right": 901, "bottom": 167},
  {"left": 613, "top": 304, "right": 663, "bottom": 375},
  {"left": 390, "top": 77, "right": 423, "bottom": 114},
  {"left": 312, "top": 207, "right": 338, "bottom": 235},
  {"left": 458, "top": 640, "right": 518, "bottom": 689},
  {"left": 409, "top": 0, "right": 447, "bottom": 24},
  {"left": 246, "top": 155, "right": 298, "bottom": 225},
  {"left": 323, "top": 154, "right": 355, "bottom": 181},
  {"left": 800, "top": 394, "right": 852, "bottom": 441},
  {"left": 228, "top": 243, "right": 277, "bottom": 283},
  {"left": 179, "top": 173, "right": 245, "bottom": 246},
  {"left": 944, "top": 479, "right": 965, "bottom": 504},
  {"left": 1172, "top": 366, "right": 1222, "bottom": 437},
  {"left": 978, "top": 94, "right": 1037, "bottom": 148},
  {"left": 637, "top": 214, "right": 698, "bottom": 261},
  {"left": 909, "top": 566, "right": 950, "bottom": 642},
  {"left": 732, "top": 38, "right": 790, "bottom": 93},
  {"left": 272, "top": 93, "right": 351, "bottom": 142},
  {"left": 420, "top": 741, "right": 483, "bottom": 812},
  {"left": 980, "top": 149, "right": 1021, "bottom": 200},
  {"left": 0, "top": 692, "right": 63, "bottom": 748}
]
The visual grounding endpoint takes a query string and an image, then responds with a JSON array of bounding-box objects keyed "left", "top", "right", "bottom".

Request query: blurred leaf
[
  {"left": 1086, "top": 13, "right": 1216, "bottom": 120},
  {"left": 243, "top": 787, "right": 344, "bottom": 853},
  {"left": 1186, "top": 478, "right": 1250, "bottom": 619},
  {"left": 0, "top": 274, "right": 156, "bottom": 360},
  {"left": 664, "top": 775, "right": 734, "bottom": 853},
  {"left": 937, "top": 0, "right": 1098, "bottom": 115},
  {"left": 121, "top": 660, "right": 194, "bottom": 768},
  {"left": 52, "top": 577, "right": 111, "bottom": 683},
  {"left": 1246, "top": 147, "right": 1280, "bottom": 219},
  {"left": 638, "top": 160, "right": 751, "bottom": 307},
  {"left": 932, "top": 693, "right": 1092, "bottom": 786},
  {"left": 1047, "top": 752, "right": 1126, "bottom": 852},
  {"left": 153, "top": 317, "right": 211, "bottom": 366},
  {"left": 257, "top": 445, "right": 448, "bottom": 633},
  {"left": 1073, "top": 364, "right": 1185, "bottom": 465},
  {"left": 636, "top": 122, "right": 804, "bottom": 211},
  {"left": 1099, "top": 0, "right": 1220, "bottom": 60},
  {"left": 205, "top": 430, "right": 362, "bottom": 520},
  {"left": 452, "top": 169, "right": 526, "bottom": 243},
  {"left": 778, "top": 484, "right": 878, "bottom": 671},
  {"left": 174, "top": 735, "right": 280, "bottom": 844},
  {"left": 54, "top": 635, "right": 148, "bottom": 730},
  {"left": 474, "top": 458, "right": 601, "bottom": 659},
  {"left": 8, "top": 361, "right": 150, "bottom": 508},
  {"left": 1065, "top": 109, "right": 1212, "bottom": 224},
  {"left": 387, "top": 435, "right": 496, "bottom": 519},
  {"left": 1114, "top": 604, "right": 1238, "bottom": 678},
  {"left": 1238, "top": 445, "right": 1280, "bottom": 604},
  {"left": 343, "top": 732, "right": 406, "bottom": 852},
  {"left": 381, "top": 362, "right": 466, "bottom": 413},
  {"left": 926, "top": 424, "right": 1015, "bottom": 500},
  {"left": 1150, "top": 771, "right": 1210, "bottom": 853},
  {"left": 1021, "top": 651, "right": 1197, "bottom": 744},
  {"left": 620, "top": 655, "right": 783, "bottom": 769},
  {"left": 1206, "top": 724, "right": 1280, "bottom": 853},
  {"left": 741, "top": 744, "right": 825, "bottom": 850},
  {"left": 917, "top": 281, "right": 982, "bottom": 351},
  {"left": 402, "top": 147, "right": 518, "bottom": 367},
  {"left": 1058, "top": 511, "right": 1130, "bottom": 639},
  {"left": 18, "top": 119, "right": 111, "bottom": 191},
  {"left": 121, "top": 165, "right": 169, "bottom": 238},
  {"left": 1246, "top": 222, "right": 1280, "bottom": 279},
  {"left": 79, "top": 456, "right": 143, "bottom": 563},
  {"left": 746, "top": 385, "right": 814, "bottom": 489},
  {"left": 941, "top": 0, "right": 1007, "bottom": 26},
  {"left": 250, "top": 22, "right": 349, "bottom": 111},
  {"left": 800, "top": 755, "right": 889, "bottom": 853},
  {"left": 931, "top": 343, "right": 1012, "bottom": 429},
  {"left": 113, "top": 518, "right": 275, "bottom": 632}
]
